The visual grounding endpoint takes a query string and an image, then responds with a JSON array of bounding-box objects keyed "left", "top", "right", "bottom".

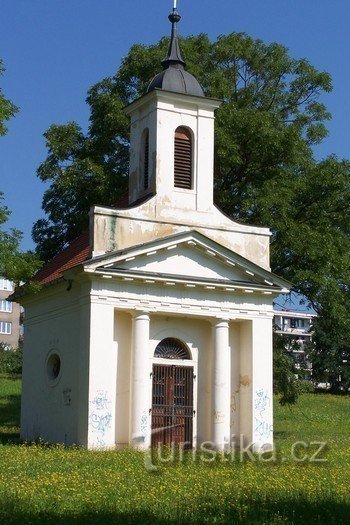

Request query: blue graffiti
[
  {"left": 90, "top": 390, "right": 110, "bottom": 411},
  {"left": 89, "top": 390, "right": 112, "bottom": 446},
  {"left": 254, "top": 389, "right": 270, "bottom": 416},
  {"left": 254, "top": 417, "right": 273, "bottom": 440},
  {"left": 140, "top": 412, "right": 148, "bottom": 434},
  {"left": 90, "top": 412, "right": 112, "bottom": 433}
]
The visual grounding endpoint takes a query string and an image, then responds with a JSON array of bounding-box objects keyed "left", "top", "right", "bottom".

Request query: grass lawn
[
  {"left": 0, "top": 374, "right": 349, "bottom": 524},
  {"left": 0, "top": 374, "right": 21, "bottom": 444}
]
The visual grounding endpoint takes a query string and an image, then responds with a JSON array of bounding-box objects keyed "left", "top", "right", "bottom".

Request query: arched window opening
[
  {"left": 174, "top": 127, "right": 192, "bottom": 189},
  {"left": 143, "top": 129, "right": 149, "bottom": 190},
  {"left": 154, "top": 338, "right": 191, "bottom": 360}
]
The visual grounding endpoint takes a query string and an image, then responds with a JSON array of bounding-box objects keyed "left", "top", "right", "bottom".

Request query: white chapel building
[{"left": 19, "top": 7, "right": 290, "bottom": 451}]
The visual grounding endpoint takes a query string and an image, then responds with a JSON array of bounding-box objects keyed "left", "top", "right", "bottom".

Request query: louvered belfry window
[
  {"left": 174, "top": 127, "right": 192, "bottom": 189},
  {"left": 144, "top": 130, "right": 149, "bottom": 190}
]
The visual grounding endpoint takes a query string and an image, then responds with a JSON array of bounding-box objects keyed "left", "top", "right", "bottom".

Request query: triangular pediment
[
  {"left": 83, "top": 231, "right": 291, "bottom": 293},
  {"left": 114, "top": 244, "right": 249, "bottom": 282}
]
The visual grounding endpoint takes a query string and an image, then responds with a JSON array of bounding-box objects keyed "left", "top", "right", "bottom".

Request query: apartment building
[
  {"left": 274, "top": 310, "right": 316, "bottom": 373},
  {"left": 0, "top": 278, "right": 21, "bottom": 349}
]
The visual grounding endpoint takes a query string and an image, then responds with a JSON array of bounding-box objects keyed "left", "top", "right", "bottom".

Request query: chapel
[{"left": 18, "top": 5, "right": 290, "bottom": 451}]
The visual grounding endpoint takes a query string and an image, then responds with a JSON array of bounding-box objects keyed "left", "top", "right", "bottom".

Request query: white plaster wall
[
  {"left": 87, "top": 300, "right": 118, "bottom": 449},
  {"left": 87, "top": 82, "right": 280, "bottom": 453},
  {"left": 89, "top": 277, "right": 275, "bottom": 322},
  {"left": 20, "top": 283, "right": 89, "bottom": 445},
  {"left": 126, "top": 91, "right": 219, "bottom": 212},
  {"left": 92, "top": 210, "right": 271, "bottom": 270},
  {"left": 107, "top": 311, "right": 214, "bottom": 447},
  {"left": 20, "top": 274, "right": 275, "bottom": 451},
  {"left": 239, "top": 320, "right": 253, "bottom": 447},
  {"left": 238, "top": 318, "right": 273, "bottom": 450},
  {"left": 251, "top": 317, "right": 273, "bottom": 450},
  {"left": 128, "top": 98, "right": 157, "bottom": 203},
  {"left": 89, "top": 276, "right": 276, "bottom": 450},
  {"left": 114, "top": 311, "right": 132, "bottom": 445},
  {"left": 230, "top": 322, "right": 241, "bottom": 442},
  {"left": 76, "top": 295, "right": 91, "bottom": 446},
  {"left": 119, "top": 244, "right": 251, "bottom": 282}
]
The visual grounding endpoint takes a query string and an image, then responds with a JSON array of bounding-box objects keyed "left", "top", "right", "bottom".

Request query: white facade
[
  {"left": 20, "top": 259, "right": 284, "bottom": 450},
  {"left": 19, "top": 27, "right": 290, "bottom": 451}
]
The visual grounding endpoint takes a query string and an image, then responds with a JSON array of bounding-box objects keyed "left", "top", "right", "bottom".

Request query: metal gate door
[{"left": 151, "top": 364, "right": 194, "bottom": 449}]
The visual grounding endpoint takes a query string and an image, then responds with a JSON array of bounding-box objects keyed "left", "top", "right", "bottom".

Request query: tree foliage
[
  {"left": 308, "top": 297, "right": 350, "bottom": 393},
  {"left": 0, "top": 61, "right": 41, "bottom": 284},
  {"left": 33, "top": 33, "right": 350, "bottom": 388},
  {"left": 0, "top": 343, "right": 23, "bottom": 375},
  {"left": 0, "top": 194, "right": 41, "bottom": 283},
  {"left": 0, "top": 60, "right": 17, "bottom": 136},
  {"left": 33, "top": 33, "right": 335, "bottom": 263},
  {"left": 273, "top": 333, "right": 314, "bottom": 405},
  {"left": 273, "top": 334, "right": 299, "bottom": 405}
]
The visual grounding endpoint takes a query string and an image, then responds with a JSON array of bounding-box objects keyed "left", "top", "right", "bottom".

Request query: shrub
[{"left": 0, "top": 344, "right": 23, "bottom": 375}]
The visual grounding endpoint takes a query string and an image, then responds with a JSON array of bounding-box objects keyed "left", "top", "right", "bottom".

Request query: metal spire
[{"left": 161, "top": 2, "right": 186, "bottom": 70}]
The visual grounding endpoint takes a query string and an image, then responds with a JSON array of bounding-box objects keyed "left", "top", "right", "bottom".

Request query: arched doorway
[{"left": 151, "top": 338, "right": 194, "bottom": 449}]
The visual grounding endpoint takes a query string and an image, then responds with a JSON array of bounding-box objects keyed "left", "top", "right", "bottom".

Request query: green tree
[
  {"left": 0, "top": 60, "right": 17, "bottom": 136},
  {"left": 273, "top": 331, "right": 314, "bottom": 405},
  {"left": 0, "top": 61, "right": 41, "bottom": 283},
  {"left": 0, "top": 342, "right": 23, "bottom": 375},
  {"left": 33, "top": 33, "right": 350, "bottom": 387},
  {"left": 273, "top": 334, "right": 300, "bottom": 405},
  {"left": 307, "top": 295, "right": 350, "bottom": 393},
  {"left": 0, "top": 194, "right": 40, "bottom": 283},
  {"left": 33, "top": 33, "right": 334, "bottom": 262}
]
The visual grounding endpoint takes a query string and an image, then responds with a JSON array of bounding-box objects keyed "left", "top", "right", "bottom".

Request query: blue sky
[{"left": 1, "top": 0, "right": 350, "bottom": 251}]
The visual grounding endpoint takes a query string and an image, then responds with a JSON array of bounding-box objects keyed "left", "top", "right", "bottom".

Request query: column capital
[
  {"left": 212, "top": 318, "right": 230, "bottom": 328},
  {"left": 132, "top": 311, "right": 150, "bottom": 321}
]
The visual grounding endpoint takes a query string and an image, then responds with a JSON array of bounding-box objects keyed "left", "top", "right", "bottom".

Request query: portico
[{"left": 78, "top": 226, "right": 284, "bottom": 451}]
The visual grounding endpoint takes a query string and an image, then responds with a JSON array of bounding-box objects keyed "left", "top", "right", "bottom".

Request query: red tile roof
[
  {"left": 35, "top": 231, "right": 91, "bottom": 286},
  {"left": 34, "top": 191, "right": 154, "bottom": 286}
]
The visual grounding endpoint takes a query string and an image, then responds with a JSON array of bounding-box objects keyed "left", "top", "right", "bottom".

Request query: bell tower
[{"left": 124, "top": 4, "right": 222, "bottom": 217}]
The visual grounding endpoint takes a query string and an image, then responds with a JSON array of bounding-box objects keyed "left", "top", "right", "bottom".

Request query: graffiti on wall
[
  {"left": 62, "top": 388, "right": 72, "bottom": 406},
  {"left": 140, "top": 411, "right": 148, "bottom": 435},
  {"left": 89, "top": 390, "right": 112, "bottom": 447},
  {"left": 254, "top": 388, "right": 273, "bottom": 442}
]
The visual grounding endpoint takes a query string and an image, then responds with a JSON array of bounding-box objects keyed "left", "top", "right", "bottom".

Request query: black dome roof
[
  {"left": 148, "top": 68, "right": 204, "bottom": 97},
  {"left": 147, "top": 9, "right": 204, "bottom": 98}
]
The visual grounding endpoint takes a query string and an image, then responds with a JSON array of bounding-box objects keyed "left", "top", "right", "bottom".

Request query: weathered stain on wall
[
  {"left": 240, "top": 374, "right": 251, "bottom": 387},
  {"left": 92, "top": 207, "right": 271, "bottom": 269}
]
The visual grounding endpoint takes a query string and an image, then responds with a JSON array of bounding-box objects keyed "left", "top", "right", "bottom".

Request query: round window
[{"left": 46, "top": 353, "right": 61, "bottom": 382}]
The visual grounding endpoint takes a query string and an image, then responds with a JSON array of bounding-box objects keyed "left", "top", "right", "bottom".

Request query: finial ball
[{"left": 169, "top": 11, "right": 181, "bottom": 24}]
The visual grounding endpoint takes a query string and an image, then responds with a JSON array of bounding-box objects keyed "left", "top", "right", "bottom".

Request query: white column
[
  {"left": 131, "top": 312, "right": 151, "bottom": 448},
  {"left": 212, "top": 319, "right": 231, "bottom": 450}
]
